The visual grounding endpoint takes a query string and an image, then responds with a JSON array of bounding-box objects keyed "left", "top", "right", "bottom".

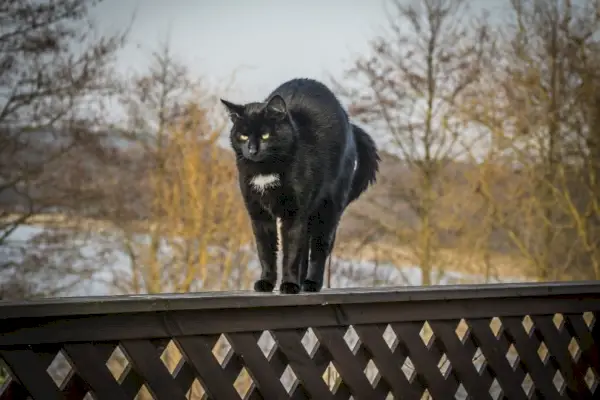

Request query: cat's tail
[{"left": 348, "top": 123, "right": 380, "bottom": 204}]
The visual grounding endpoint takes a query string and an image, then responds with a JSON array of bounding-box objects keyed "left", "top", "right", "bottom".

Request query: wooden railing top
[
  {"left": 1, "top": 281, "right": 598, "bottom": 399},
  {"left": 1, "top": 281, "right": 599, "bottom": 319}
]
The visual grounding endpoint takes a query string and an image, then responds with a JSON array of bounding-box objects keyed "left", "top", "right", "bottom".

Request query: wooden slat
[
  {"left": 252, "top": 331, "right": 288, "bottom": 377},
  {"left": 225, "top": 332, "right": 289, "bottom": 400},
  {"left": 30, "top": 344, "right": 86, "bottom": 397},
  {"left": 0, "top": 347, "right": 65, "bottom": 400},
  {"left": 245, "top": 331, "right": 296, "bottom": 399},
  {"left": 454, "top": 322, "right": 495, "bottom": 390},
  {"left": 267, "top": 340, "right": 313, "bottom": 400},
  {"left": 592, "top": 312, "right": 600, "bottom": 377},
  {"left": 218, "top": 346, "right": 263, "bottom": 400},
  {"left": 0, "top": 377, "right": 29, "bottom": 400},
  {"left": 116, "top": 363, "right": 146, "bottom": 398},
  {"left": 284, "top": 333, "right": 349, "bottom": 399},
  {"left": 271, "top": 329, "right": 333, "bottom": 399},
  {"left": 501, "top": 316, "right": 562, "bottom": 400},
  {"left": 61, "top": 342, "right": 116, "bottom": 399},
  {"left": 411, "top": 329, "right": 462, "bottom": 395},
  {"left": 4, "top": 297, "right": 600, "bottom": 346},
  {"left": 62, "top": 343, "right": 129, "bottom": 400},
  {"left": 391, "top": 322, "right": 456, "bottom": 399},
  {"left": 176, "top": 335, "right": 241, "bottom": 400},
  {"left": 171, "top": 357, "right": 198, "bottom": 395},
  {"left": 31, "top": 345, "right": 62, "bottom": 365},
  {"left": 328, "top": 330, "right": 374, "bottom": 399},
  {"left": 564, "top": 314, "right": 600, "bottom": 375},
  {"left": 312, "top": 326, "right": 375, "bottom": 399},
  {"left": 532, "top": 315, "right": 593, "bottom": 399},
  {"left": 353, "top": 324, "right": 420, "bottom": 400},
  {"left": 119, "top": 339, "right": 188, "bottom": 400},
  {"left": 468, "top": 319, "right": 529, "bottom": 400},
  {"left": 27, "top": 344, "right": 96, "bottom": 399},
  {"left": 387, "top": 334, "right": 428, "bottom": 396},
  {"left": 429, "top": 320, "right": 493, "bottom": 400},
  {"left": 58, "top": 368, "right": 91, "bottom": 400},
  {"left": 352, "top": 334, "right": 391, "bottom": 400},
  {"left": 117, "top": 339, "right": 168, "bottom": 398}
]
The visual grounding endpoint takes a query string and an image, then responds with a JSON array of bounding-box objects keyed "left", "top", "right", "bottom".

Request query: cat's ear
[
  {"left": 220, "top": 98, "right": 245, "bottom": 121},
  {"left": 265, "top": 95, "right": 288, "bottom": 121}
]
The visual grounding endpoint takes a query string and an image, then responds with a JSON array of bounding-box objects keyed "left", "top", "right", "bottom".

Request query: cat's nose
[{"left": 248, "top": 145, "right": 258, "bottom": 156}]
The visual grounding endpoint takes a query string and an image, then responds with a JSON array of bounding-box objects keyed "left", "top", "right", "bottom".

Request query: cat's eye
[
  {"left": 261, "top": 132, "right": 270, "bottom": 140},
  {"left": 239, "top": 134, "right": 248, "bottom": 141}
]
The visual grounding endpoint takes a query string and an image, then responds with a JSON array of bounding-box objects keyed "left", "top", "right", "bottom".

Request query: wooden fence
[{"left": 0, "top": 282, "right": 599, "bottom": 399}]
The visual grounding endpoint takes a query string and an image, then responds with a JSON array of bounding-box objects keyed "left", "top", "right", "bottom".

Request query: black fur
[{"left": 221, "top": 78, "right": 380, "bottom": 294}]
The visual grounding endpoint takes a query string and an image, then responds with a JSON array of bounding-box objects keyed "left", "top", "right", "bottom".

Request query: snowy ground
[{"left": 2, "top": 225, "right": 529, "bottom": 298}]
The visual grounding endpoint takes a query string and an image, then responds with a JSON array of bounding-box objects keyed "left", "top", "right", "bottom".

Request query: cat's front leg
[
  {"left": 303, "top": 199, "right": 342, "bottom": 292},
  {"left": 248, "top": 209, "right": 278, "bottom": 292},
  {"left": 279, "top": 216, "right": 309, "bottom": 294}
]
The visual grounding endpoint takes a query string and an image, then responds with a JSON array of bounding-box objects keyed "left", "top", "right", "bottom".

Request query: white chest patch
[{"left": 250, "top": 174, "right": 280, "bottom": 194}]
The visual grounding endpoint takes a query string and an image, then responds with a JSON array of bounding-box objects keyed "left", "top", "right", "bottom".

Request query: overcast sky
[{"left": 92, "top": 0, "right": 504, "bottom": 103}]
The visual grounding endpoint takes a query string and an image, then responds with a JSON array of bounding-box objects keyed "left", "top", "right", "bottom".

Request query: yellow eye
[
  {"left": 239, "top": 134, "right": 248, "bottom": 141},
  {"left": 261, "top": 132, "right": 270, "bottom": 140}
]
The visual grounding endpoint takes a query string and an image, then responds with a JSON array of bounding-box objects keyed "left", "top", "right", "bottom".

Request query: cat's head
[{"left": 220, "top": 95, "right": 297, "bottom": 163}]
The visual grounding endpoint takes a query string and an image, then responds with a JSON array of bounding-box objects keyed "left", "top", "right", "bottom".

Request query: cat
[{"left": 221, "top": 78, "right": 380, "bottom": 294}]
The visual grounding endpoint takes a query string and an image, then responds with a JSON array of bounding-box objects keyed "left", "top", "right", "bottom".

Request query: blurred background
[{"left": 2, "top": 0, "right": 600, "bottom": 300}]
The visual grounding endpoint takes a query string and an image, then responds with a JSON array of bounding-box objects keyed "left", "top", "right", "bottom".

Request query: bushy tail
[{"left": 348, "top": 123, "right": 380, "bottom": 204}]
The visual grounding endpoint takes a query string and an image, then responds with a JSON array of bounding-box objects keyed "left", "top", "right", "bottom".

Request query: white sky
[{"left": 92, "top": 0, "right": 505, "bottom": 103}]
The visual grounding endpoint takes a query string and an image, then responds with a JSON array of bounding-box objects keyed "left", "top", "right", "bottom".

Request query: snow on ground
[{"left": 2, "top": 225, "right": 529, "bottom": 297}]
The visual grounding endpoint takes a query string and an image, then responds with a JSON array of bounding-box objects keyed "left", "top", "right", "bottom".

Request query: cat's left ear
[
  {"left": 265, "top": 95, "right": 288, "bottom": 121},
  {"left": 220, "top": 98, "right": 245, "bottom": 121}
]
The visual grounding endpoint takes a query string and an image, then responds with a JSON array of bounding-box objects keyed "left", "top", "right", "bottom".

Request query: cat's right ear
[
  {"left": 220, "top": 99, "right": 245, "bottom": 121},
  {"left": 265, "top": 95, "right": 288, "bottom": 121}
]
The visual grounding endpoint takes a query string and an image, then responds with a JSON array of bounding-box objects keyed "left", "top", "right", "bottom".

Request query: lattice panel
[{"left": 1, "top": 312, "right": 598, "bottom": 399}]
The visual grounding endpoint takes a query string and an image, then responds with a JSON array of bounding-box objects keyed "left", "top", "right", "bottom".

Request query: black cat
[{"left": 221, "top": 78, "right": 379, "bottom": 294}]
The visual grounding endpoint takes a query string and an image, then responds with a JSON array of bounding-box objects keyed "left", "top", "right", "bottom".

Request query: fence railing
[{"left": 0, "top": 282, "right": 599, "bottom": 399}]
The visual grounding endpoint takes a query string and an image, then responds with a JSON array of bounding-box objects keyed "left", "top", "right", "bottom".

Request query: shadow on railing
[{"left": 0, "top": 282, "right": 599, "bottom": 399}]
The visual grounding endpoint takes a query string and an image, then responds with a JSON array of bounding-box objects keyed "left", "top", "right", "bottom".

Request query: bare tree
[
  {"left": 99, "top": 43, "right": 254, "bottom": 295},
  {"left": 559, "top": 1, "right": 600, "bottom": 279},
  {"left": 0, "top": 0, "right": 128, "bottom": 298},
  {"left": 462, "top": 0, "right": 600, "bottom": 280},
  {"left": 336, "top": 0, "right": 491, "bottom": 284}
]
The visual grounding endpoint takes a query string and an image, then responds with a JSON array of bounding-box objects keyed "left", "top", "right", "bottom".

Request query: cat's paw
[
  {"left": 301, "top": 280, "right": 322, "bottom": 292},
  {"left": 279, "top": 281, "right": 300, "bottom": 294},
  {"left": 254, "top": 279, "right": 275, "bottom": 292}
]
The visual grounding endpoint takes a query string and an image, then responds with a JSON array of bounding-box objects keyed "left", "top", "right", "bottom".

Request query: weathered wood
[
  {"left": 62, "top": 343, "right": 129, "bottom": 400},
  {"left": 175, "top": 335, "right": 240, "bottom": 400},
  {"left": 272, "top": 329, "right": 332, "bottom": 399},
  {"left": 0, "top": 347, "right": 65, "bottom": 400},
  {"left": 0, "top": 282, "right": 598, "bottom": 400},
  {"left": 468, "top": 319, "right": 529, "bottom": 400},
  {"left": 119, "top": 339, "right": 188, "bottom": 399},
  {"left": 0, "top": 378, "right": 28, "bottom": 400},
  {"left": 61, "top": 342, "right": 115, "bottom": 398},
  {"left": 532, "top": 315, "right": 593, "bottom": 399},
  {"left": 392, "top": 322, "right": 457, "bottom": 399},
  {"left": 116, "top": 339, "right": 170, "bottom": 399},
  {"left": 429, "top": 320, "right": 492, "bottom": 399},
  {"left": 2, "top": 297, "right": 599, "bottom": 347},
  {"left": 1, "top": 281, "right": 598, "bottom": 320},
  {"left": 501, "top": 316, "right": 562, "bottom": 399},
  {"left": 226, "top": 332, "right": 289, "bottom": 399},
  {"left": 353, "top": 324, "right": 419, "bottom": 399},
  {"left": 566, "top": 313, "right": 600, "bottom": 373}
]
